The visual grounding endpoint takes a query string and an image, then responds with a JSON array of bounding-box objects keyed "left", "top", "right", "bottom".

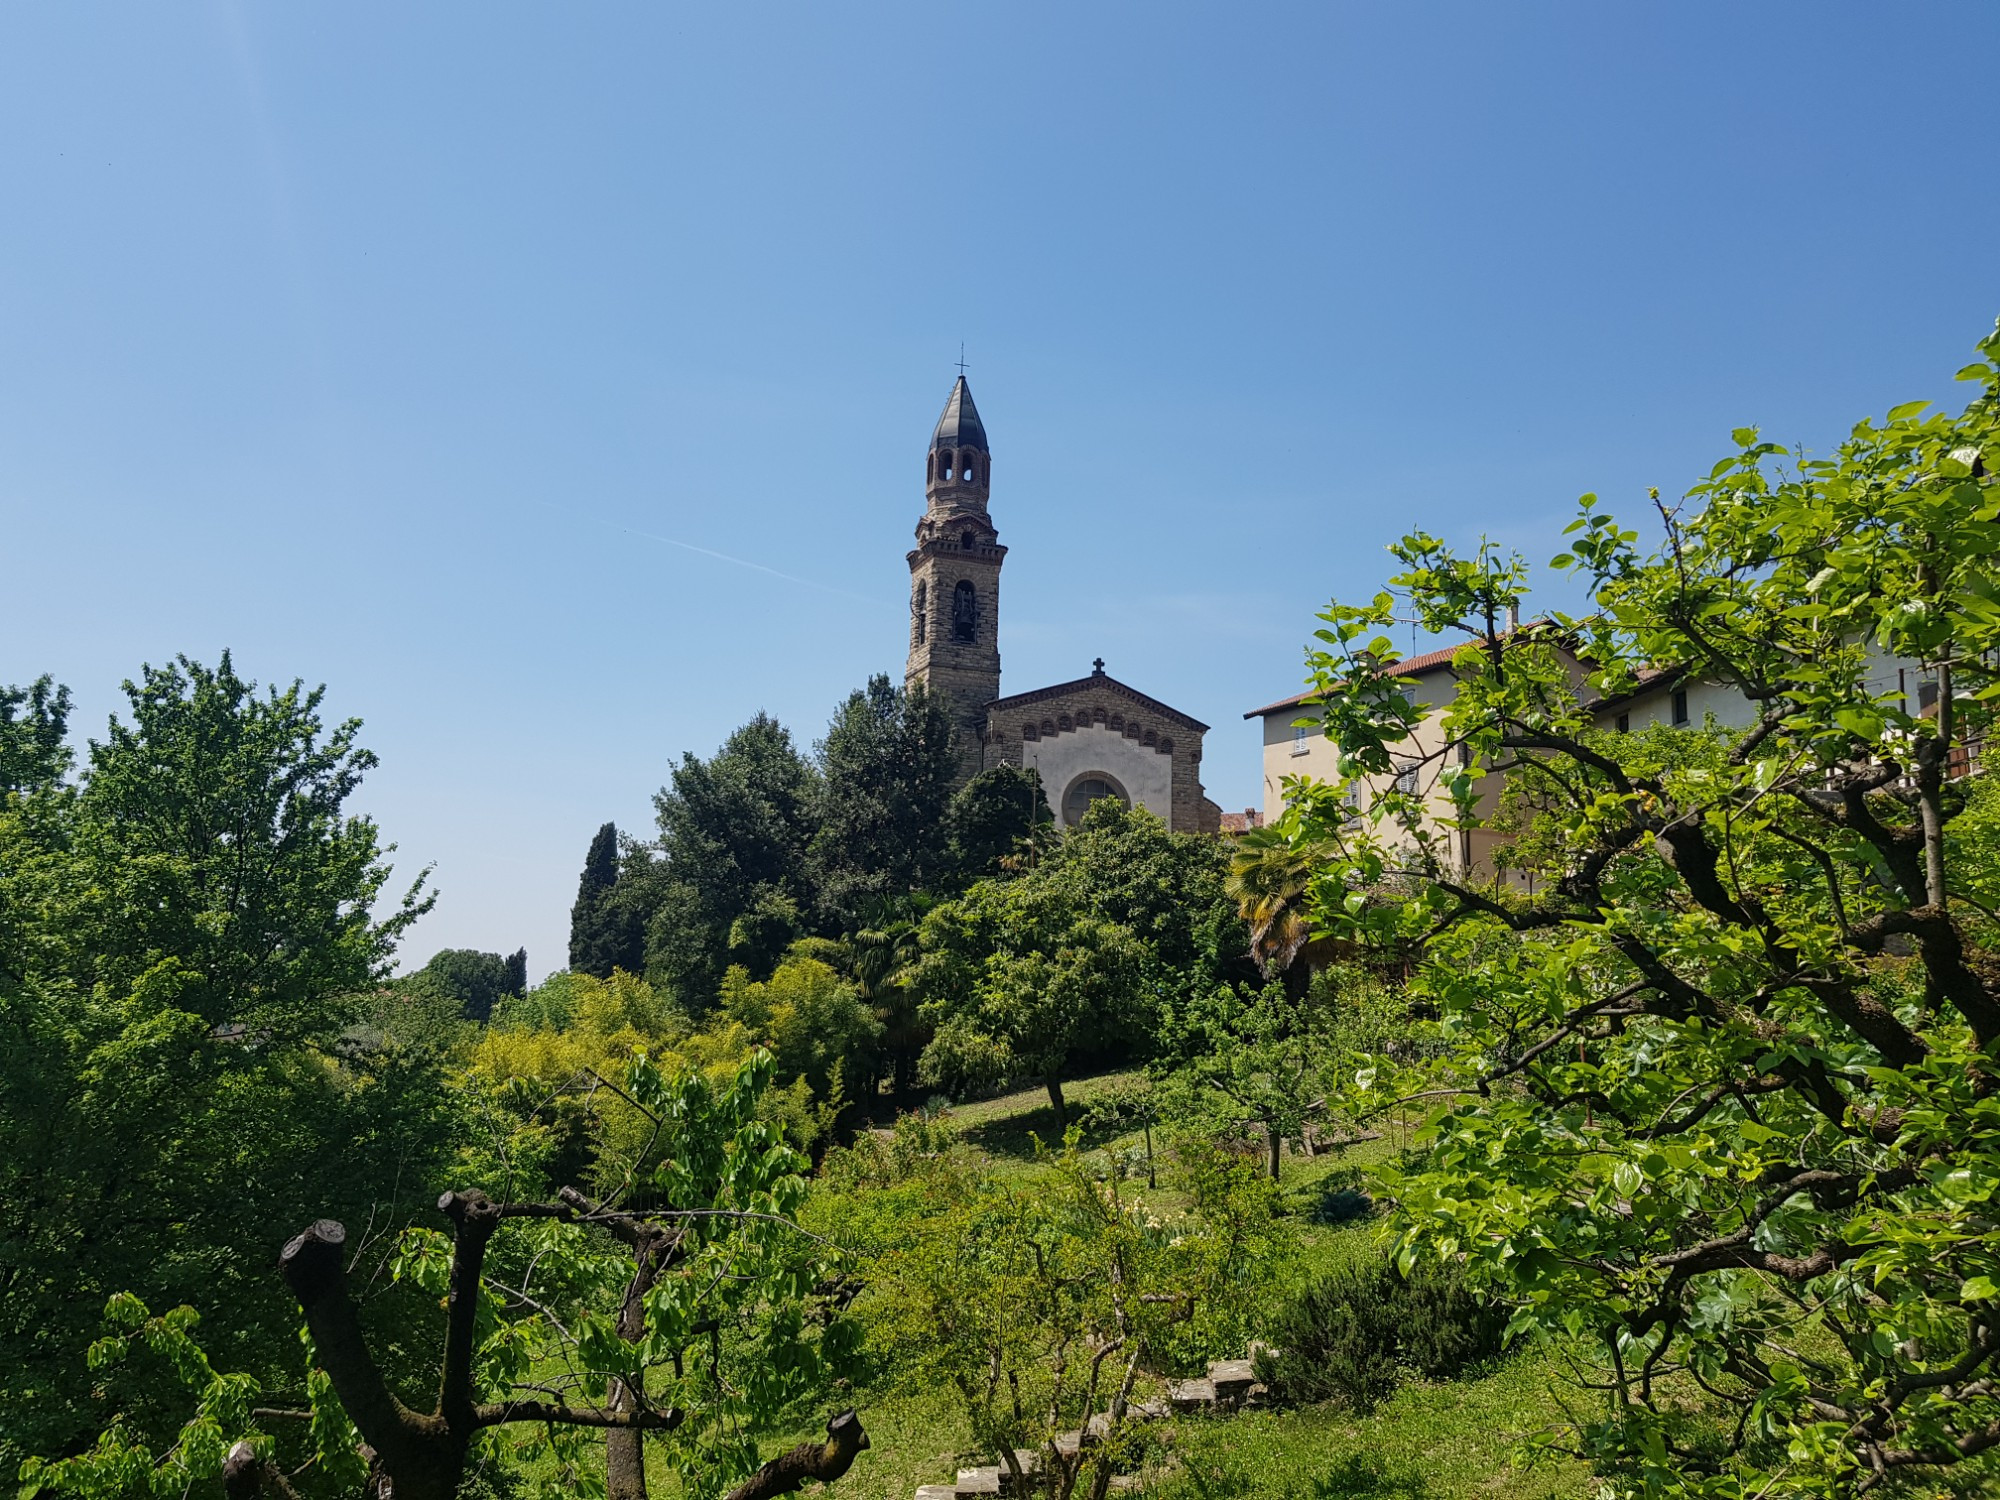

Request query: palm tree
[
  {"left": 848, "top": 918, "right": 924, "bottom": 1095},
  {"left": 1225, "top": 829, "right": 1337, "bottom": 995}
]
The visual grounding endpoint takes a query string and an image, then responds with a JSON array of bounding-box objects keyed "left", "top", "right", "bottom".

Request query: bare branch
[{"left": 720, "top": 1411, "right": 870, "bottom": 1500}]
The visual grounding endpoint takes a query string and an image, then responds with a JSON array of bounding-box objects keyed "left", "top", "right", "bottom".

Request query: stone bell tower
[{"left": 906, "top": 375, "right": 1006, "bottom": 785}]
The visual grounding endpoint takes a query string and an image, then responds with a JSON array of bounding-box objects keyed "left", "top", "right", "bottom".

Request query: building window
[
  {"left": 1615, "top": 712, "right": 1629, "bottom": 734},
  {"left": 939, "top": 449, "right": 954, "bottom": 482},
  {"left": 913, "top": 581, "right": 927, "bottom": 645},
  {"left": 1394, "top": 763, "right": 1419, "bottom": 796},
  {"left": 952, "top": 580, "right": 977, "bottom": 642},
  {"left": 1291, "top": 724, "right": 1310, "bottom": 756},
  {"left": 963, "top": 529, "right": 977, "bottom": 550},
  {"left": 1671, "top": 689, "right": 1689, "bottom": 727},
  {"left": 1062, "top": 772, "right": 1129, "bottom": 826},
  {"left": 1919, "top": 678, "right": 1940, "bottom": 713}
]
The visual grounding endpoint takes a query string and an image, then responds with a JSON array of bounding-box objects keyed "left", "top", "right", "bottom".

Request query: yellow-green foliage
[
  {"left": 465, "top": 964, "right": 873, "bottom": 1186},
  {"left": 470, "top": 969, "right": 688, "bottom": 1087},
  {"left": 467, "top": 970, "right": 749, "bottom": 1191},
  {"left": 720, "top": 953, "right": 880, "bottom": 1100}
]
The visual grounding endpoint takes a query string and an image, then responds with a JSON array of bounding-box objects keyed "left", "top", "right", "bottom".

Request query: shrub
[{"left": 1256, "top": 1257, "right": 1503, "bottom": 1410}]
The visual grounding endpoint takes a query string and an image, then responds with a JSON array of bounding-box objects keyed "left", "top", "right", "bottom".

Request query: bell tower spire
[{"left": 907, "top": 374, "right": 1005, "bottom": 786}]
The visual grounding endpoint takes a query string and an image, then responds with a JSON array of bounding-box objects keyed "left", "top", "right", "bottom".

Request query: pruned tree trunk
[
  {"left": 222, "top": 1442, "right": 302, "bottom": 1500},
  {"left": 1046, "top": 1072, "right": 1067, "bottom": 1129},
  {"left": 1266, "top": 1123, "right": 1282, "bottom": 1181},
  {"left": 276, "top": 1193, "right": 688, "bottom": 1500},
  {"left": 279, "top": 1216, "right": 470, "bottom": 1500}
]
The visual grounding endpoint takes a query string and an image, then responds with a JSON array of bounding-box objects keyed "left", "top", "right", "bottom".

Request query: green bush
[{"left": 1256, "top": 1257, "right": 1504, "bottom": 1410}]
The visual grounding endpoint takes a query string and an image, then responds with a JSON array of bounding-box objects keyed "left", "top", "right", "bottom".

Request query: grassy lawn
[
  {"left": 804, "top": 1351, "right": 1586, "bottom": 1500},
  {"left": 1144, "top": 1348, "right": 1586, "bottom": 1500},
  {"left": 793, "top": 1071, "right": 1593, "bottom": 1500}
]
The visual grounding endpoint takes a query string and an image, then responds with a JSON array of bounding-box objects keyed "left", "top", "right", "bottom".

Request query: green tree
[
  {"left": 0, "top": 675, "right": 72, "bottom": 798},
  {"left": 849, "top": 918, "right": 924, "bottom": 1095},
  {"left": 1225, "top": 827, "right": 1342, "bottom": 996},
  {"left": 643, "top": 714, "right": 819, "bottom": 1006},
  {"left": 1162, "top": 983, "right": 1325, "bottom": 1181},
  {"left": 570, "top": 820, "right": 642, "bottom": 978},
  {"left": 21, "top": 1053, "right": 869, "bottom": 1500},
  {"left": 943, "top": 763, "right": 1048, "bottom": 884},
  {"left": 914, "top": 876, "right": 1148, "bottom": 1128},
  {"left": 418, "top": 947, "right": 512, "bottom": 1023},
  {"left": 60, "top": 653, "right": 432, "bottom": 1040},
  {"left": 809, "top": 675, "right": 957, "bottom": 927},
  {"left": 1040, "top": 800, "right": 1255, "bottom": 1016},
  {"left": 721, "top": 954, "right": 881, "bottom": 1105},
  {"left": 1283, "top": 322, "right": 2000, "bottom": 1497},
  {"left": 0, "top": 654, "right": 449, "bottom": 1466}
]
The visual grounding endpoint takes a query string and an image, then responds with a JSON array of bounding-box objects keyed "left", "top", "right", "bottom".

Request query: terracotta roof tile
[{"left": 1243, "top": 636, "right": 1499, "bottom": 720}]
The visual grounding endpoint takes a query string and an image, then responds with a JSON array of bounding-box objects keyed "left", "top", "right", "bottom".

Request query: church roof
[
  {"left": 931, "top": 376, "right": 988, "bottom": 453},
  {"left": 988, "top": 667, "right": 1209, "bottom": 732}
]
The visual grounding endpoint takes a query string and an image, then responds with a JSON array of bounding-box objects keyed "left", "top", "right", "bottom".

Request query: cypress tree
[
  {"left": 501, "top": 946, "right": 527, "bottom": 998},
  {"left": 568, "top": 822, "right": 622, "bottom": 976}
]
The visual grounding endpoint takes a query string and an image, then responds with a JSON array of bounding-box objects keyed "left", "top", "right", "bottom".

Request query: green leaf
[
  {"left": 1961, "top": 1275, "right": 1998, "bottom": 1301},
  {"left": 1834, "top": 706, "right": 1883, "bottom": 742}
]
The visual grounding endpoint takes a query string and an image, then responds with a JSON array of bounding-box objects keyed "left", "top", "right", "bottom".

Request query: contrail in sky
[{"left": 543, "top": 502, "right": 884, "bottom": 608}]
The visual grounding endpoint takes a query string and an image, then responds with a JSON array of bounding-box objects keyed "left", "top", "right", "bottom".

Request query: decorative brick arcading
[{"left": 981, "top": 675, "right": 1213, "bottom": 833}]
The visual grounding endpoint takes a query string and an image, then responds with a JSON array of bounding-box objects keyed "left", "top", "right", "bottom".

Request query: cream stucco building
[{"left": 1247, "top": 636, "right": 1942, "bottom": 876}]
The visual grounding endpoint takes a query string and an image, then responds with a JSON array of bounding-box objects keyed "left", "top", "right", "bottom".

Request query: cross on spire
[
  {"left": 956, "top": 343, "right": 970, "bottom": 378},
  {"left": 1091, "top": 657, "right": 1106, "bottom": 676}
]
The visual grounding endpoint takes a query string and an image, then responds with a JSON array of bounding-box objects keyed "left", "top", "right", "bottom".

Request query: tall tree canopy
[
  {"left": 0, "top": 655, "right": 449, "bottom": 1467},
  {"left": 943, "top": 763, "right": 1049, "bottom": 884},
  {"left": 0, "top": 675, "right": 72, "bottom": 798},
  {"left": 570, "top": 820, "right": 643, "bottom": 978},
  {"left": 59, "top": 654, "right": 431, "bottom": 1040},
  {"left": 416, "top": 946, "right": 520, "bottom": 1023},
  {"left": 809, "top": 675, "right": 957, "bottom": 928},
  {"left": 1284, "top": 321, "right": 2000, "bottom": 1498},
  {"left": 643, "top": 713, "right": 819, "bottom": 1006},
  {"left": 912, "top": 802, "right": 1247, "bottom": 1123}
]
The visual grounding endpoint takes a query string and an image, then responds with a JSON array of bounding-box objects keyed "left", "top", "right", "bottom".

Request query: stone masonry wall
[
  {"left": 906, "top": 537, "right": 1004, "bottom": 787},
  {"left": 983, "top": 681, "right": 1211, "bottom": 832}
]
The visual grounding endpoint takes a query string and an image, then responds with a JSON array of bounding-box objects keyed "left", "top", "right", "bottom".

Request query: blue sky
[{"left": 4, "top": 4, "right": 1996, "bottom": 978}]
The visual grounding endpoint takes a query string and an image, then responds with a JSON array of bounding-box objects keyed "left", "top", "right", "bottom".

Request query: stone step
[
  {"left": 999, "top": 1452, "right": 1043, "bottom": 1494},
  {"left": 916, "top": 1488, "right": 958, "bottom": 1500},
  {"left": 954, "top": 1467, "right": 1001, "bottom": 1498},
  {"left": 1207, "top": 1357, "right": 1257, "bottom": 1408},
  {"left": 1167, "top": 1376, "right": 1216, "bottom": 1412},
  {"left": 1107, "top": 1478, "right": 1143, "bottom": 1493}
]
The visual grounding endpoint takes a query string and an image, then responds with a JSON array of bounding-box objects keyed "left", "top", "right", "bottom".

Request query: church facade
[{"left": 904, "top": 376, "right": 1222, "bottom": 834}]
